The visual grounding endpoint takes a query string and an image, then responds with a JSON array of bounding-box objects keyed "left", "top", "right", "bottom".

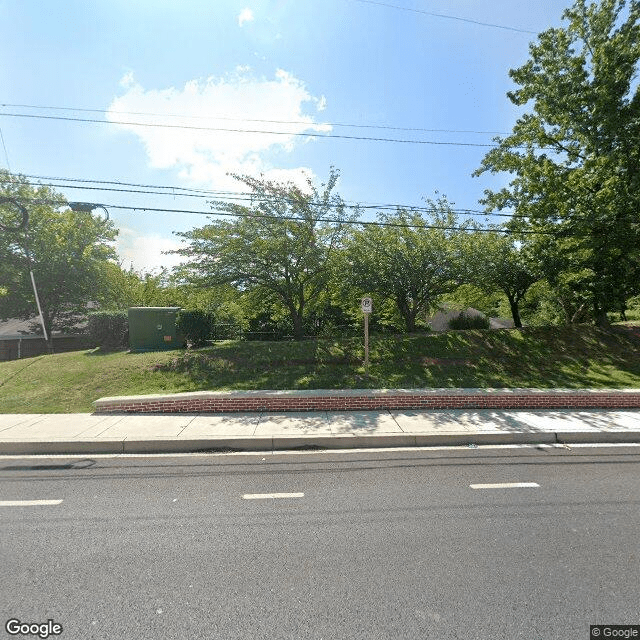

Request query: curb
[{"left": 2, "top": 430, "right": 640, "bottom": 455}]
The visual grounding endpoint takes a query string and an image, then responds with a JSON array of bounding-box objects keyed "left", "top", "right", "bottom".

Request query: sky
[{"left": 0, "top": 0, "right": 577, "bottom": 273}]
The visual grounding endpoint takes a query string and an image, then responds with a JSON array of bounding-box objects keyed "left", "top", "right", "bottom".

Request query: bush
[
  {"left": 88, "top": 311, "right": 129, "bottom": 351},
  {"left": 177, "top": 310, "right": 215, "bottom": 347},
  {"left": 448, "top": 311, "right": 490, "bottom": 331}
]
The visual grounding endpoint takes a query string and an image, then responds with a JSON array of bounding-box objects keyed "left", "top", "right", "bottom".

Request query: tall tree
[
  {"left": 341, "top": 198, "right": 470, "bottom": 333},
  {"left": 459, "top": 228, "right": 541, "bottom": 328},
  {"left": 0, "top": 171, "right": 118, "bottom": 348},
  {"left": 474, "top": 0, "right": 640, "bottom": 326},
  {"left": 171, "top": 168, "right": 357, "bottom": 339}
]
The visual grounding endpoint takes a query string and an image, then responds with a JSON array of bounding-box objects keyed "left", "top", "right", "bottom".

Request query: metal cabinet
[{"left": 128, "top": 307, "right": 183, "bottom": 352}]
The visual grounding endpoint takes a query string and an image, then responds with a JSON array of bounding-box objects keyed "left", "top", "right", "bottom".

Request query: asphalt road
[{"left": 1, "top": 444, "right": 639, "bottom": 640}]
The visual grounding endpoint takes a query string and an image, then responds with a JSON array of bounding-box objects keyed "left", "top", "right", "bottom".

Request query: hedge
[
  {"left": 448, "top": 311, "right": 491, "bottom": 330},
  {"left": 177, "top": 310, "right": 215, "bottom": 347},
  {"left": 88, "top": 311, "right": 129, "bottom": 351}
]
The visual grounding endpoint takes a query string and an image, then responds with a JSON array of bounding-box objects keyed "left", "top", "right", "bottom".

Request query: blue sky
[{"left": 0, "top": 0, "right": 575, "bottom": 272}]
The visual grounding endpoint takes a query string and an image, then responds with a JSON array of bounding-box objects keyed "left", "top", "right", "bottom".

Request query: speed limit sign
[{"left": 361, "top": 297, "right": 372, "bottom": 313}]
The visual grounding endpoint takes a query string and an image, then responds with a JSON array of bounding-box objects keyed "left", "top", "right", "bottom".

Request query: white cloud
[
  {"left": 115, "top": 228, "right": 185, "bottom": 274},
  {"left": 107, "top": 69, "right": 331, "bottom": 193},
  {"left": 238, "top": 8, "right": 254, "bottom": 26},
  {"left": 119, "top": 70, "right": 135, "bottom": 88}
]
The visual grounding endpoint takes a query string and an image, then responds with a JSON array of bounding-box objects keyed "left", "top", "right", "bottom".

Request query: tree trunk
[
  {"left": 593, "top": 300, "right": 610, "bottom": 328},
  {"left": 291, "top": 311, "right": 305, "bottom": 340},
  {"left": 619, "top": 301, "right": 627, "bottom": 321},
  {"left": 42, "top": 314, "right": 55, "bottom": 354},
  {"left": 396, "top": 296, "right": 417, "bottom": 333},
  {"left": 404, "top": 310, "right": 417, "bottom": 333},
  {"left": 507, "top": 296, "right": 523, "bottom": 328}
]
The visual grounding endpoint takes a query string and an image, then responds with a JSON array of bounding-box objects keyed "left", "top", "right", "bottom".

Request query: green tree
[
  {"left": 171, "top": 168, "right": 357, "bottom": 339},
  {"left": 96, "top": 264, "right": 177, "bottom": 309},
  {"left": 460, "top": 228, "right": 541, "bottom": 328},
  {"left": 439, "top": 284, "right": 504, "bottom": 320},
  {"left": 341, "top": 198, "right": 470, "bottom": 333},
  {"left": 0, "top": 171, "right": 118, "bottom": 349},
  {"left": 474, "top": 0, "right": 640, "bottom": 327}
]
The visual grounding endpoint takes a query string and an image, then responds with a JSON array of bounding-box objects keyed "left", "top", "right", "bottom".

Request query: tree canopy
[
  {"left": 0, "top": 171, "right": 118, "bottom": 344},
  {"left": 171, "top": 168, "right": 358, "bottom": 339},
  {"left": 474, "top": 0, "right": 640, "bottom": 326},
  {"left": 459, "top": 228, "right": 541, "bottom": 328},
  {"left": 341, "top": 197, "right": 471, "bottom": 333}
]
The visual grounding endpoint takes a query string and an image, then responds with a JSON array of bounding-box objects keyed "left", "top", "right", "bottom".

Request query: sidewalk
[{"left": 1, "top": 407, "right": 640, "bottom": 455}]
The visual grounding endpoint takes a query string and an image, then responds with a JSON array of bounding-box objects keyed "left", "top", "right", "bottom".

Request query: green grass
[{"left": 1, "top": 322, "right": 639, "bottom": 413}]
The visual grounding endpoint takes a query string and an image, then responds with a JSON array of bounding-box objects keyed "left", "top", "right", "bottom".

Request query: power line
[
  {"left": 16, "top": 196, "right": 564, "bottom": 236},
  {"left": 0, "top": 102, "right": 510, "bottom": 136},
  {"left": 20, "top": 172, "right": 519, "bottom": 218},
  {"left": 349, "top": 0, "right": 537, "bottom": 34},
  {"left": 21, "top": 173, "right": 241, "bottom": 198},
  {"left": 0, "top": 112, "right": 508, "bottom": 148},
  {"left": 0, "top": 126, "right": 10, "bottom": 172}
]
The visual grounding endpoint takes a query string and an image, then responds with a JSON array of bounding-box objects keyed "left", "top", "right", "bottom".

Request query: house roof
[
  {"left": 0, "top": 316, "right": 88, "bottom": 338},
  {"left": 0, "top": 318, "right": 42, "bottom": 337}
]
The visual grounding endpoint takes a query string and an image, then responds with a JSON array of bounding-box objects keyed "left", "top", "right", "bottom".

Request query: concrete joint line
[
  {"left": 176, "top": 414, "right": 198, "bottom": 438},
  {"left": 554, "top": 432, "right": 571, "bottom": 449}
]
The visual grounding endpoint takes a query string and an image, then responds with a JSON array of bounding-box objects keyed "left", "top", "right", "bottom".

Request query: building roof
[
  {"left": 0, "top": 317, "right": 88, "bottom": 338},
  {"left": 0, "top": 318, "right": 41, "bottom": 337}
]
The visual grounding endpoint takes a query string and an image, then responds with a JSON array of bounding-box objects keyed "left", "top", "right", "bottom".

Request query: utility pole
[{"left": 0, "top": 197, "right": 49, "bottom": 345}]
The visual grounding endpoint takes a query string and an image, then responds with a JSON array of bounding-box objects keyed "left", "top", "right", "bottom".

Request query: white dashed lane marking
[
  {"left": 0, "top": 500, "right": 63, "bottom": 506},
  {"left": 470, "top": 482, "right": 540, "bottom": 489},
  {"left": 243, "top": 493, "right": 304, "bottom": 500}
]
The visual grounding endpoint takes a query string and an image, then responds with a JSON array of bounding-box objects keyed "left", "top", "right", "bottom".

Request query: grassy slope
[{"left": 0, "top": 323, "right": 639, "bottom": 413}]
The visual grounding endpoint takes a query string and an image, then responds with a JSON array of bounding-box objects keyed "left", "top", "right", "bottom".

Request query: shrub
[
  {"left": 88, "top": 311, "right": 129, "bottom": 351},
  {"left": 448, "top": 311, "right": 490, "bottom": 331},
  {"left": 177, "top": 310, "right": 215, "bottom": 347}
]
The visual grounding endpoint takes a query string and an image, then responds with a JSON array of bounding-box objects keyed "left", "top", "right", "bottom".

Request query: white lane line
[
  {"left": 242, "top": 493, "right": 304, "bottom": 500},
  {"left": 470, "top": 482, "right": 540, "bottom": 489},
  {"left": 0, "top": 499, "right": 63, "bottom": 506}
]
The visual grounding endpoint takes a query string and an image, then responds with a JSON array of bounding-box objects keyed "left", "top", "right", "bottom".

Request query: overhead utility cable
[
  {"left": 21, "top": 173, "right": 518, "bottom": 218},
  {"left": 0, "top": 126, "right": 10, "bottom": 172},
  {"left": 17, "top": 196, "right": 573, "bottom": 236},
  {"left": 0, "top": 103, "right": 510, "bottom": 136},
  {"left": 0, "top": 112, "right": 519, "bottom": 148},
  {"left": 349, "top": 0, "right": 537, "bottom": 34}
]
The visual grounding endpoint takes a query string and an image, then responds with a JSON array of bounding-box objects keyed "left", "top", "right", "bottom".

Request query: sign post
[{"left": 361, "top": 297, "right": 372, "bottom": 377}]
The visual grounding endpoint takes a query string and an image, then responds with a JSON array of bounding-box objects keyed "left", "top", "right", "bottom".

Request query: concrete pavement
[{"left": 1, "top": 407, "right": 640, "bottom": 454}]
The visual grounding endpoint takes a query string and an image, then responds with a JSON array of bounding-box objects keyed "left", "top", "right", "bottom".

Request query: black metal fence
[{"left": 210, "top": 323, "right": 409, "bottom": 342}]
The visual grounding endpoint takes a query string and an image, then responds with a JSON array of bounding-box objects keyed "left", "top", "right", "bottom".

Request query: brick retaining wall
[{"left": 93, "top": 388, "right": 640, "bottom": 413}]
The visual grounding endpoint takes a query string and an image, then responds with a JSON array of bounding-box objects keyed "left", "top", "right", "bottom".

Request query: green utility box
[{"left": 128, "top": 307, "right": 184, "bottom": 352}]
